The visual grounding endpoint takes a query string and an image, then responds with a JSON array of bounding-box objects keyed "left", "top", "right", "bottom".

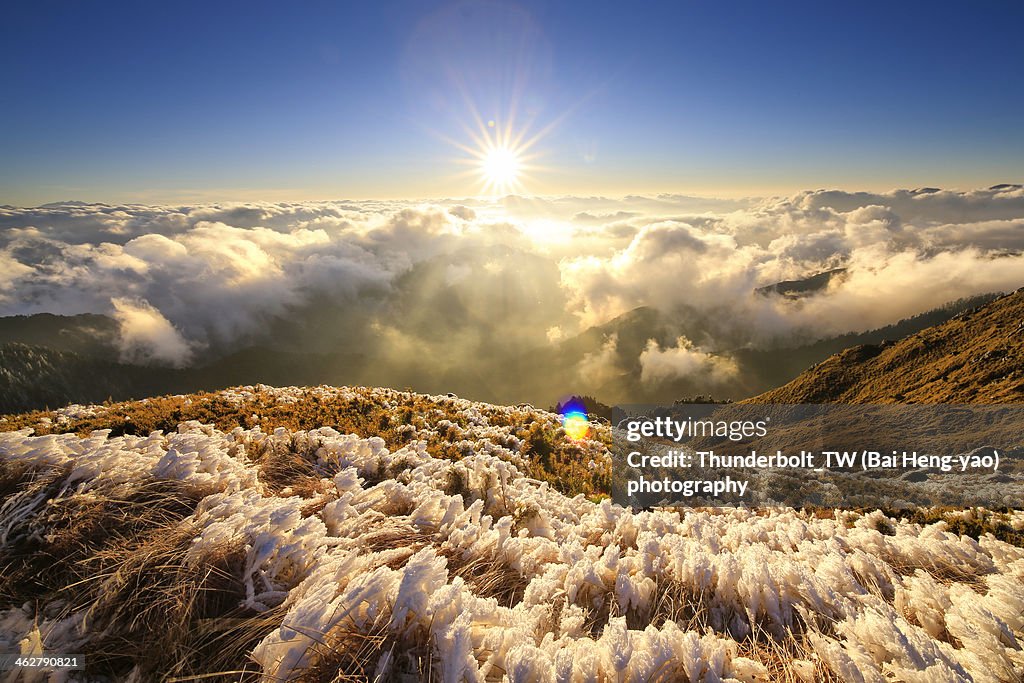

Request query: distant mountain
[
  {"left": 0, "top": 292, "right": 1009, "bottom": 414},
  {"left": 507, "top": 293, "right": 1002, "bottom": 406},
  {"left": 0, "top": 344, "right": 180, "bottom": 412},
  {"left": 503, "top": 305, "right": 675, "bottom": 404},
  {"left": 748, "top": 288, "right": 1024, "bottom": 403},
  {"left": 755, "top": 268, "right": 847, "bottom": 299},
  {"left": 733, "top": 292, "right": 1002, "bottom": 395},
  {"left": 0, "top": 343, "right": 372, "bottom": 414},
  {"left": 38, "top": 200, "right": 101, "bottom": 208},
  {"left": 0, "top": 313, "right": 119, "bottom": 357}
]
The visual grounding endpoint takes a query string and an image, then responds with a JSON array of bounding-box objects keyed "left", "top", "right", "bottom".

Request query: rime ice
[{"left": 1, "top": 385, "right": 1022, "bottom": 682}]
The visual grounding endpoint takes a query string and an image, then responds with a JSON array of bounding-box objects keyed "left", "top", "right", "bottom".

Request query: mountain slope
[
  {"left": 1, "top": 385, "right": 1022, "bottom": 681},
  {"left": 0, "top": 313, "right": 119, "bottom": 356},
  {"left": 754, "top": 267, "right": 847, "bottom": 299},
  {"left": 0, "top": 293, "right": 1006, "bottom": 413},
  {"left": 748, "top": 287, "right": 1024, "bottom": 403},
  {"left": 0, "top": 343, "right": 185, "bottom": 412},
  {"left": 506, "top": 293, "right": 1001, "bottom": 405}
]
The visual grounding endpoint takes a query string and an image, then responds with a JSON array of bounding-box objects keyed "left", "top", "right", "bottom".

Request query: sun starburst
[
  {"left": 481, "top": 145, "right": 521, "bottom": 190},
  {"left": 444, "top": 113, "right": 548, "bottom": 196}
]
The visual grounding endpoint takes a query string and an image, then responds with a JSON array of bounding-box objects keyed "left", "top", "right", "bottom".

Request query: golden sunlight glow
[{"left": 517, "top": 218, "right": 573, "bottom": 245}]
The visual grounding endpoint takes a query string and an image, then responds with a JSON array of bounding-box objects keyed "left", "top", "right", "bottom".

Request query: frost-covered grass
[
  {"left": 0, "top": 384, "right": 613, "bottom": 500},
  {"left": 0, "top": 386, "right": 1022, "bottom": 682}
]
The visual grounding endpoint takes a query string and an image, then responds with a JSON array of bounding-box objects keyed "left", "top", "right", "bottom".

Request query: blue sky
[{"left": 2, "top": 0, "right": 1022, "bottom": 204}]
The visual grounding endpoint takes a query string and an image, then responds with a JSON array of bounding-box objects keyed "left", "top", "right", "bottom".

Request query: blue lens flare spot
[{"left": 562, "top": 409, "right": 590, "bottom": 440}]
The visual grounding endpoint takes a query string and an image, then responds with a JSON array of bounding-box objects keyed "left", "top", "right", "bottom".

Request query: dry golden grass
[
  {"left": 438, "top": 550, "right": 530, "bottom": 609},
  {"left": 0, "top": 386, "right": 612, "bottom": 500},
  {"left": 2, "top": 386, "right": 1019, "bottom": 680},
  {"left": 0, "top": 476, "right": 201, "bottom": 604},
  {"left": 295, "top": 613, "right": 441, "bottom": 683},
  {"left": 736, "top": 623, "right": 843, "bottom": 683},
  {"left": 749, "top": 288, "right": 1024, "bottom": 404},
  {"left": 81, "top": 525, "right": 250, "bottom": 679},
  {"left": 0, "top": 472, "right": 279, "bottom": 680}
]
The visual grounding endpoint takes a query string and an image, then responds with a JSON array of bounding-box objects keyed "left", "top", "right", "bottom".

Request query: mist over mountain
[
  {"left": 0, "top": 291, "right": 1003, "bottom": 414},
  {"left": 0, "top": 312, "right": 118, "bottom": 355},
  {"left": 1, "top": 185, "right": 1023, "bottom": 411},
  {"left": 754, "top": 267, "right": 847, "bottom": 299}
]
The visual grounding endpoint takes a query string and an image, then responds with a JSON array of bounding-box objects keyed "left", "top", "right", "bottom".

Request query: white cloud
[
  {"left": 639, "top": 337, "right": 739, "bottom": 386},
  {"left": 111, "top": 297, "right": 193, "bottom": 367},
  {"left": 0, "top": 253, "right": 33, "bottom": 301},
  {"left": 557, "top": 185, "right": 1024, "bottom": 345},
  {"left": 0, "top": 185, "right": 1021, "bottom": 393}
]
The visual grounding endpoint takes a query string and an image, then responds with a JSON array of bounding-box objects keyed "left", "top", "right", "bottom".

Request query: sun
[
  {"left": 481, "top": 145, "right": 521, "bottom": 190},
  {"left": 468, "top": 126, "right": 533, "bottom": 195},
  {"left": 443, "top": 114, "right": 548, "bottom": 196}
]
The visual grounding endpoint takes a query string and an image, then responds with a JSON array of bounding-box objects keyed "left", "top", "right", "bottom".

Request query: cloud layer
[{"left": 2, "top": 185, "right": 1022, "bottom": 399}]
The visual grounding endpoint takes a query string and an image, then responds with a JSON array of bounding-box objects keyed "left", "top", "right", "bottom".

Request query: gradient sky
[{"left": 2, "top": 0, "right": 1022, "bottom": 205}]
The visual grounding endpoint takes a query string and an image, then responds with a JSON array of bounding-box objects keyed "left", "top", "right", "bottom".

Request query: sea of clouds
[{"left": 1, "top": 186, "right": 1022, "bottom": 392}]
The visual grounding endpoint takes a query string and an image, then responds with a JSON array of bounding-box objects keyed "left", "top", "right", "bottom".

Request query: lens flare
[{"left": 562, "top": 410, "right": 590, "bottom": 441}]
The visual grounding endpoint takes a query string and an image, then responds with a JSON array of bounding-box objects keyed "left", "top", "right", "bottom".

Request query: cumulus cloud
[
  {"left": 639, "top": 337, "right": 739, "bottom": 386},
  {"left": 572, "top": 210, "right": 640, "bottom": 223},
  {"left": 0, "top": 253, "right": 33, "bottom": 301},
  {"left": 558, "top": 185, "right": 1024, "bottom": 345},
  {"left": 111, "top": 297, "right": 193, "bottom": 367},
  {"left": 448, "top": 205, "right": 476, "bottom": 221},
  {"left": 1, "top": 185, "right": 1022, "bottom": 402}
]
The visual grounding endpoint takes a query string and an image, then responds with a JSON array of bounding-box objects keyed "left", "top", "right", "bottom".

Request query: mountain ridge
[
  {"left": 747, "top": 287, "right": 1024, "bottom": 403},
  {"left": 0, "top": 291, "right": 1009, "bottom": 413}
]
